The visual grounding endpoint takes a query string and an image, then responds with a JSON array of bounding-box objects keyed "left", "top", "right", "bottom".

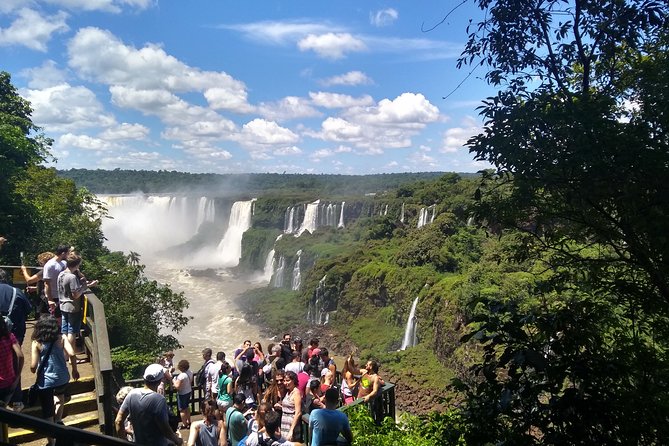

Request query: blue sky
[{"left": 1, "top": 1, "right": 495, "bottom": 174}]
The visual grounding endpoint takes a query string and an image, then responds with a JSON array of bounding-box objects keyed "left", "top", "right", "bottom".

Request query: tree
[{"left": 450, "top": 1, "right": 669, "bottom": 443}]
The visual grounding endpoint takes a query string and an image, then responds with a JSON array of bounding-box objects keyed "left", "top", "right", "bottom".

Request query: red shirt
[{"left": 0, "top": 333, "right": 18, "bottom": 389}]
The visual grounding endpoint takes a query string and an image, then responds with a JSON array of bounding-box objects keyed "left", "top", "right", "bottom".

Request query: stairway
[{"left": 7, "top": 375, "right": 100, "bottom": 444}]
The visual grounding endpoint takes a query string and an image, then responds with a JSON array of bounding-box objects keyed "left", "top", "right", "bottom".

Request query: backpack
[
  {"left": 1, "top": 287, "right": 17, "bottom": 332},
  {"left": 196, "top": 359, "right": 214, "bottom": 388}
]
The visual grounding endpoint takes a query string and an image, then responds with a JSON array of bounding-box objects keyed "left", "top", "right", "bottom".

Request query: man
[
  {"left": 115, "top": 363, "right": 183, "bottom": 446},
  {"left": 262, "top": 344, "right": 283, "bottom": 380},
  {"left": 0, "top": 269, "right": 31, "bottom": 411},
  {"left": 280, "top": 333, "right": 293, "bottom": 365},
  {"left": 309, "top": 388, "right": 353, "bottom": 446},
  {"left": 197, "top": 348, "right": 215, "bottom": 398},
  {"left": 0, "top": 269, "right": 32, "bottom": 345},
  {"left": 57, "top": 254, "right": 98, "bottom": 349},
  {"left": 318, "top": 348, "right": 336, "bottom": 376},
  {"left": 285, "top": 351, "right": 305, "bottom": 375},
  {"left": 206, "top": 351, "right": 225, "bottom": 400},
  {"left": 222, "top": 393, "right": 248, "bottom": 446},
  {"left": 302, "top": 338, "right": 319, "bottom": 363},
  {"left": 42, "top": 245, "right": 69, "bottom": 315},
  {"left": 357, "top": 360, "right": 382, "bottom": 403}
]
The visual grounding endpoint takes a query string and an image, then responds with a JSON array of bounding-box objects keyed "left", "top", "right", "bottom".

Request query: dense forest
[
  {"left": 58, "top": 168, "right": 459, "bottom": 196},
  {"left": 2, "top": 0, "right": 668, "bottom": 444}
]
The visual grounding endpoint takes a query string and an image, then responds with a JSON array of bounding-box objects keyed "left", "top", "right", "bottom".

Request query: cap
[
  {"left": 312, "top": 348, "right": 321, "bottom": 357},
  {"left": 143, "top": 363, "right": 165, "bottom": 383}
]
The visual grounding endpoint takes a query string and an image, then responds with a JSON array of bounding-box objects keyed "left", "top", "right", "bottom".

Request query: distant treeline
[{"left": 58, "top": 168, "right": 478, "bottom": 195}]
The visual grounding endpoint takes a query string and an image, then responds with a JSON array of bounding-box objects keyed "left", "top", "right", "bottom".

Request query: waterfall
[
  {"left": 217, "top": 199, "right": 256, "bottom": 267},
  {"left": 417, "top": 207, "right": 428, "bottom": 228},
  {"left": 291, "top": 250, "right": 302, "bottom": 291},
  {"left": 196, "top": 197, "right": 216, "bottom": 229},
  {"left": 263, "top": 249, "right": 275, "bottom": 282},
  {"left": 430, "top": 205, "right": 436, "bottom": 223},
  {"left": 338, "top": 201, "right": 345, "bottom": 228},
  {"left": 400, "top": 297, "right": 419, "bottom": 350},
  {"left": 272, "top": 255, "right": 286, "bottom": 288},
  {"left": 384, "top": 204, "right": 388, "bottom": 216},
  {"left": 466, "top": 215, "right": 475, "bottom": 226},
  {"left": 307, "top": 275, "right": 329, "bottom": 324},
  {"left": 400, "top": 203, "right": 405, "bottom": 223},
  {"left": 297, "top": 200, "right": 320, "bottom": 236},
  {"left": 285, "top": 206, "right": 296, "bottom": 234}
]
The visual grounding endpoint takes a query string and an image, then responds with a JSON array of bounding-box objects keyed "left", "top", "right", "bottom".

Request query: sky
[{"left": 0, "top": 0, "right": 496, "bottom": 175}]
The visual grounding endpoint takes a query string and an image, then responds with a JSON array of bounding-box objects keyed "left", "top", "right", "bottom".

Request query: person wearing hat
[
  {"left": 115, "top": 363, "right": 183, "bottom": 446},
  {"left": 308, "top": 387, "right": 353, "bottom": 446}
]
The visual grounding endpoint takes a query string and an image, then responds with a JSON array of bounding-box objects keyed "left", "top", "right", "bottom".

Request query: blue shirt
[
  {"left": 0, "top": 283, "right": 32, "bottom": 344},
  {"left": 309, "top": 408, "right": 351, "bottom": 446}
]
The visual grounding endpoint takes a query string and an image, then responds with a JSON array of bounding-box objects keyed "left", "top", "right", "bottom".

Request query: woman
[
  {"left": 278, "top": 371, "right": 302, "bottom": 441},
  {"left": 252, "top": 342, "right": 265, "bottom": 364},
  {"left": 0, "top": 316, "right": 23, "bottom": 406},
  {"left": 30, "top": 315, "right": 79, "bottom": 446},
  {"left": 187, "top": 399, "right": 223, "bottom": 446},
  {"left": 262, "top": 370, "right": 286, "bottom": 410},
  {"left": 20, "top": 251, "right": 54, "bottom": 315},
  {"left": 172, "top": 359, "right": 193, "bottom": 429},
  {"left": 216, "top": 361, "right": 233, "bottom": 411},
  {"left": 340, "top": 355, "right": 359, "bottom": 404},
  {"left": 235, "top": 363, "right": 259, "bottom": 409}
]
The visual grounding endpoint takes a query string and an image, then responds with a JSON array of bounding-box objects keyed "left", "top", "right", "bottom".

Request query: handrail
[
  {"left": 81, "top": 290, "right": 116, "bottom": 435},
  {"left": 0, "top": 407, "right": 132, "bottom": 446}
]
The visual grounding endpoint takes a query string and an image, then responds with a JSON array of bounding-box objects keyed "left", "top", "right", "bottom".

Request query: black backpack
[{"left": 195, "top": 359, "right": 214, "bottom": 388}]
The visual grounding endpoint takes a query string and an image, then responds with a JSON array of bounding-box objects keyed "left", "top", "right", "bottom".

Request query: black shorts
[{"left": 38, "top": 384, "right": 68, "bottom": 419}]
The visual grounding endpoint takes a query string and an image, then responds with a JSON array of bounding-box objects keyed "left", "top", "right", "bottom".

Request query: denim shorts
[{"left": 61, "top": 311, "right": 82, "bottom": 335}]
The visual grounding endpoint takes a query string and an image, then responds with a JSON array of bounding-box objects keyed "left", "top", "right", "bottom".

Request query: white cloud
[
  {"left": 22, "top": 60, "right": 68, "bottom": 89},
  {"left": 318, "top": 117, "right": 363, "bottom": 141},
  {"left": 309, "top": 92, "right": 374, "bottom": 109},
  {"left": 68, "top": 27, "right": 251, "bottom": 112},
  {"left": 222, "top": 21, "right": 340, "bottom": 45},
  {"left": 98, "top": 151, "right": 177, "bottom": 170},
  {"left": 310, "top": 149, "right": 334, "bottom": 160},
  {"left": 370, "top": 8, "right": 398, "bottom": 27},
  {"left": 59, "top": 133, "right": 116, "bottom": 151},
  {"left": 99, "top": 123, "right": 149, "bottom": 140},
  {"left": 0, "top": 8, "right": 68, "bottom": 52},
  {"left": 273, "top": 146, "right": 303, "bottom": 156},
  {"left": 320, "top": 71, "right": 373, "bottom": 87},
  {"left": 257, "top": 96, "right": 321, "bottom": 121},
  {"left": 239, "top": 119, "right": 299, "bottom": 146},
  {"left": 23, "top": 83, "right": 116, "bottom": 132},
  {"left": 441, "top": 116, "right": 481, "bottom": 153},
  {"left": 348, "top": 93, "right": 440, "bottom": 128},
  {"left": 0, "top": 0, "right": 26, "bottom": 14},
  {"left": 297, "top": 33, "right": 366, "bottom": 59},
  {"left": 43, "top": 0, "right": 154, "bottom": 13}
]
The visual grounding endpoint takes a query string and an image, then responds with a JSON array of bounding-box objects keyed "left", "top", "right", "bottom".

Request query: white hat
[{"left": 143, "top": 363, "right": 165, "bottom": 383}]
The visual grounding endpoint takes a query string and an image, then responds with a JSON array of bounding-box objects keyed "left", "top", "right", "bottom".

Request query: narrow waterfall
[
  {"left": 273, "top": 255, "right": 286, "bottom": 288},
  {"left": 307, "top": 275, "right": 329, "bottom": 324},
  {"left": 417, "top": 207, "right": 428, "bottom": 228},
  {"left": 297, "top": 200, "right": 320, "bottom": 236},
  {"left": 384, "top": 204, "right": 389, "bottom": 216},
  {"left": 338, "top": 201, "right": 345, "bottom": 228},
  {"left": 466, "top": 215, "right": 475, "bottom": 226},
  {"left": 400, "top": 202, "right": 405, "bottom": 223},
  {"left": 285, "top": 206, "right": 296, "bottom": 234},
  {"left": 430, "top": 205, "right": 436, "bottom": 223},
  {"left": 263, "top": 249, "right": 275, "bottom": 282},
  {"left": 217, "top": 199, "right": 256, "bottom": 267},
  {"left": 400, "top": 297, "right": 419, "bottom": 350},
  {"left": 291, "top": 250, "right": 302, "bottom": 291}
]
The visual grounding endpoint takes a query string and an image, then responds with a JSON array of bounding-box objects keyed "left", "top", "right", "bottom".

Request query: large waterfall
[
  {"left": 217, "top": 199, "right": 256, "bottom": 267},
  {"left": 298, "top": 200, "right": 321, "bottom": 235},
  {"left": 400, "top": 297, "right": 419, "bottom": 350}
]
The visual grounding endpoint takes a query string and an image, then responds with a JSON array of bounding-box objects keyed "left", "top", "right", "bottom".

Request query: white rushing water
[
  {"left": 99, "top": 194, "right": 270, "bottom": 365},
  {"left": 400, "top": 297, "right": 419, "bottom": 350}
]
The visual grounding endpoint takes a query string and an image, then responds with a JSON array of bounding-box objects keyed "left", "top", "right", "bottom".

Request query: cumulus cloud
[
  {"left": 307, "top": 93, "right": 441, "bottom": 153},
  {"left": 42, "top": 0, "right": 154, "bottom": 13},
  {"left": 239, "top": 119, "right": 299, "bottom": 146},
  {"left": 59, "top": 133, "right": 116, "bottom": 151},
  {"left": 320, "top": 71, "right": 373, "bottom": 87},
  {"left": 370, "top": 8, "right": 398, "bottom": 27},
  {"left": 22, "top": 60, "right": 68, "bottom": 89},
  {"left": 309, "top": 92, "right": 374, "bottom": 109},
  {"left": 0, "top": 8, "right": 69, "bottom": 52},
  {"left": 23, "top": 83, "right": 116, "bottom": 132},
  {"left": 257, "top": 96, "right": 321, "bottom": 121},
  {"left": 68, "top": 27, "right": 251, "bottom": 112},
  {"left": 297, "top": 33, "right": 366, "bottom": 59},
  {"left": 441, "top": 116, "right": 481, "bottom": 153},
  {"left": 99, "top": 123, "right": 149, "bottom": 140},
  {"left": 98, "top": 151, "right": 177, "bottom": 170}
]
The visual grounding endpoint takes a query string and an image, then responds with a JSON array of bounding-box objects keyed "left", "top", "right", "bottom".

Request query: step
[
  {"left": 17, "top": 390, "right": 98, "bottom": 420},
  {"left": 8, "top": 411, "right": 100, "bottom": 443},
  {"left": 19, "top": 376, "right": 96, "bottom": 403}
]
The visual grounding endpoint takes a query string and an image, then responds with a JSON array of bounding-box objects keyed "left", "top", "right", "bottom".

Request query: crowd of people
[
  {"left": 0, "top": 238, "right": 384, "bottom": 446},
  {"left": 116, "top": 334, "right": 386, "bottom": 446}
]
